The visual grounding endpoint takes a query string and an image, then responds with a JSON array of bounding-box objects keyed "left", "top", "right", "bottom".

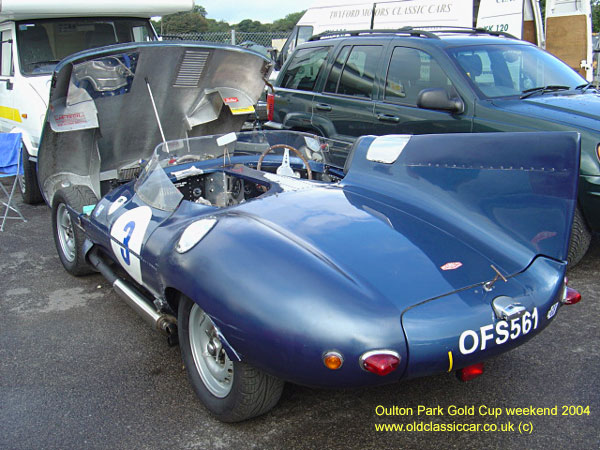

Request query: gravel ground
[{"left": 1, "top": 179, "right": 598, "bottom": 450}]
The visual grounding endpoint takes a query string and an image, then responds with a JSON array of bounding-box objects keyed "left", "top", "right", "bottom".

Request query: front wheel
[
  {"left": 178, "top": 296, "right": 284, "bottom": 422},
  {"left": 51, "top": 185, "right": 97, "bottom": 276}
]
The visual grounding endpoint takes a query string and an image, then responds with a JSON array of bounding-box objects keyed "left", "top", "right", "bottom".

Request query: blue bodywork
[
  {"left": 38, "top": 42, "right": 580, "bottom": 390},
  {"left": 81, "top": 130, "right": 578, "bottom": 388}
]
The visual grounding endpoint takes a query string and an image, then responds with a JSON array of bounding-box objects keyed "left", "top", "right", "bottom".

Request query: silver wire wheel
[
  {"left": 51, "top": 185, "right": 96, "bottom": 276},
  {"left": 56, "top": 203, "right": 76, "bottom": 263},
  {"left": 188, "top": 304, "right": 234, "bottom": 398},
  {"left": 178, "top": 296, "right": 284, "bottom": 421}
]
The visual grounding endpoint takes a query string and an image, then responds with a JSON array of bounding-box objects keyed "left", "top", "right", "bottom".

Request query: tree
[
  {"left": 234, "top": 19, "right": 268, "bottom": 32},
  {"left": 153, "top": 8, "right": 305, "bottom": 35},
  {"left": 205, "top": 19, "right": 231, "bottom": 32},
  {"left": 156, "top": 5, "right": 209, "bottom": 34},
  {"left": 270, "top": 11, "right": 305, "bottom": 32},
  {"left": 592, "top": 1, "right": 600, "bottom": 32}
]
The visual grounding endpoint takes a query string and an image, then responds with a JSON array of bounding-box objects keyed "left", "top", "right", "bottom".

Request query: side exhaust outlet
[{"left": 88, "top": 249, "right": 178, "bottom": 345}]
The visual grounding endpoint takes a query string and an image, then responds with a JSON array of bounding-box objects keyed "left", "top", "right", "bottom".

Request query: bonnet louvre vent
[{"left": 174, "top": 51, "right": 209, "bottom": 87}]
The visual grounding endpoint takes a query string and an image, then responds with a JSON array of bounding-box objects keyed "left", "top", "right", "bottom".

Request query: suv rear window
[
  {"left": 325, "top": 45, "right": 381, "bottom": 99},
  {"left": 280, "top": 46, "right": 331, "bottom": 91}
]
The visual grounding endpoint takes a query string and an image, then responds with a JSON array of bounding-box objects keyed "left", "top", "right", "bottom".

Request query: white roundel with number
[{"left": 110, "top": 206, "right": 152, "bottom": 284}]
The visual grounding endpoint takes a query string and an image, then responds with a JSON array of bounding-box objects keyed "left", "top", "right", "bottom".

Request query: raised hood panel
[
  {"left": 38, "top": 42, "right": 271, "bottom": 205},
  {"left": 342, "top": 132, "right": 580, "bottom": 273}
]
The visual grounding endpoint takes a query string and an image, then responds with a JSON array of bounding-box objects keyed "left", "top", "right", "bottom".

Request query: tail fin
[{"left": 342, "top": 132, "right": 580, "bottom": 274}]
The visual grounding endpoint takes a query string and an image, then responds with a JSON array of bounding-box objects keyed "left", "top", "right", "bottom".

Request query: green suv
[{"left": 266, "top": 28, "right": 599, "bottom": 265}]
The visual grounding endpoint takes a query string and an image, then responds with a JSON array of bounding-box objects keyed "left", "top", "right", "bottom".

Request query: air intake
[{"left": 174, "top": 51, "right": 209, "bottom": 87}]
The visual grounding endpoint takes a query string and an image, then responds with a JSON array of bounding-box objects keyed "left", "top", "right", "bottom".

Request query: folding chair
[{"left": 0, "top": 133, "right": 27, "bottom": 231}]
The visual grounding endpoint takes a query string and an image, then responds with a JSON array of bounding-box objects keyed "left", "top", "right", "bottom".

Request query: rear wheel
[
  {"left": 51, "top": 185, "right": 97, "bottom": 276},
  {"left": 19, "top": 148, "right": 44, "bottom": 204},
  {"left": 567, "top": 206, "right": 592, "bottom": 267},
  {"left": 178, "top": 296, "right": 284, "bottom": 422}
]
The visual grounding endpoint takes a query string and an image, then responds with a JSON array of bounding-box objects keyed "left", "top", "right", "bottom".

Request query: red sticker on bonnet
[
  {"left": 223, "top": 97, "right": 239, "bottom": 103},
  {"left": 441, "top": 262, "right": 463, "bottom": 271}
]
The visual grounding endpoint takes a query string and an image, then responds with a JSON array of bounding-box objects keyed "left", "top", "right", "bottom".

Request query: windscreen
[
  {"left": 448, "top": 44, "right": 585, "bottom": 98},
  {"left": 134, "top": 130, "right": 351, "bottom": 211},
  {"left": 16, "top": 18, "right": 155, "bottom": 76}
]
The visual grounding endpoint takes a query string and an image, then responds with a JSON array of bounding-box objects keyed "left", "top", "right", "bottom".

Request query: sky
[{"left": 197, "top": 1, "right": 307, "bottom": 24}]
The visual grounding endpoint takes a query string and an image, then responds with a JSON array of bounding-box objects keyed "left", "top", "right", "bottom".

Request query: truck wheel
[
  {"left": 52, "top": 185, "right": 97, "bottom": 276},
  {"left": 567, "top": 206, "right": 592, "bottom": 267},
  {"left": 178, "top": 296, "right": 284, "bottom": 422},
  {"left": 19, "top": 149, "right": 44, "bottom": 204}
]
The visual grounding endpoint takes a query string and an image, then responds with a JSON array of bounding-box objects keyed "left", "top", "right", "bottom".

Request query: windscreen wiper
[
  {"left": 575, "top": 82, "right": 598, "bottom": 93},
  {"left": 520, "top": 85, "right": 570, "bottom": 99}
]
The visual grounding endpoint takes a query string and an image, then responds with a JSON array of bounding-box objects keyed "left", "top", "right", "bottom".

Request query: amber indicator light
[{"left": 323, "top": 352, "right": 343, "bottom": 370}]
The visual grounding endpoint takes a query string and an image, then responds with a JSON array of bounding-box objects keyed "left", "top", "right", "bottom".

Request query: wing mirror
[
  {"left": 417, "top": 88, "right": 464, "bottom": 114},
  {"left": 274, "top": 53, "right": 283, "bottom": 71}
]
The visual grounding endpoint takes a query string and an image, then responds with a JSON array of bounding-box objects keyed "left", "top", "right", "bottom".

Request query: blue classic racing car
[{"left": 38, "top": 42, "right": 582, "bottom": 422}]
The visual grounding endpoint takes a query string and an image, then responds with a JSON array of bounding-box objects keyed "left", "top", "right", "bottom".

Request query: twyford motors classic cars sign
[{"left": 306, "top": 1, "right": 473, "bottom": 32}]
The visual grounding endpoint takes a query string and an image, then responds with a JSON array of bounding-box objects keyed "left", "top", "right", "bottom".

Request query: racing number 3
[{"left": 120, "top": 221, "right": 136, "bottom": 265}]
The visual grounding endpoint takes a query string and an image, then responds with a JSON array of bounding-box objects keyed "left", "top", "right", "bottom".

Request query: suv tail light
[{"left": 267, "top": 93, "right": 274, "bottom": 122}]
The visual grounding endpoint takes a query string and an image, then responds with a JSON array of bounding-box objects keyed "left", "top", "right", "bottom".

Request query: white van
[
  {"left": 275, "top": 0, "right": 589, "bottom": 71},
  {"left": 0, "top": 0, "right": 193, "bottom": 203}
]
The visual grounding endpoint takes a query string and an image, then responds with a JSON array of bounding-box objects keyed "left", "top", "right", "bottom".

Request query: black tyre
[
  {"left": 567, "top": 206, "right": 592, "bottom": 268},
  {"left": 51, "top": 185, "right": 97, "bottom": 276},
  {"left": 178, "top": 296, "right": 284, "bottom": 422},
  {"left": 18, "top": 149, "right": 44, "bottom": 204}
]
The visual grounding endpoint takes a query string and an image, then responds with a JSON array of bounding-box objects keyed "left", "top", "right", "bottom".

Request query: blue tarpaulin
[{"left": 0, "top": 133, "right": 23, "bottom": 176}]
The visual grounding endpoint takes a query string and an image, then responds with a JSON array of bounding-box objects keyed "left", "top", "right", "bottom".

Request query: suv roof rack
[
  {"left": 414, "top": 26, "right": 518, "bottom": 39},
  {"left": 308, "top": 26, "right": 516, "bottom": 42},
  {"left": 308, "top": 27, "right": 440, "bottom": 41}
]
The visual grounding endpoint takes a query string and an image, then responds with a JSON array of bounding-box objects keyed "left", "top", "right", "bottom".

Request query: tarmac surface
[{"left": 1, "top": 179, "right": 598, "bottom": 450}]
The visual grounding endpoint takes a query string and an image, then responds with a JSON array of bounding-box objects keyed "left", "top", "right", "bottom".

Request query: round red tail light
[
  {"left": 564, "top": 287, "right": 582, "bottom": 305},
  {"left": 360, "top": 351, "right": 400, "bottom": 376},
  {"left": 457, "top": 362, "right": 484, "bottom": 382}
]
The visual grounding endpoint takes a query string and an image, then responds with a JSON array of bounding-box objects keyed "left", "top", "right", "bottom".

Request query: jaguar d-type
[{"left": 38, "top": 42, "right": 581, "bottom": 422}]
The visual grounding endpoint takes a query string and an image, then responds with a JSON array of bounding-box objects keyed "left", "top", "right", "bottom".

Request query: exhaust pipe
[
  {"left": 113, "top": 280, "right": 177, "bottom": 335},
  {"left": 88, "top": 249, "right": 177, "bottom": 340}
]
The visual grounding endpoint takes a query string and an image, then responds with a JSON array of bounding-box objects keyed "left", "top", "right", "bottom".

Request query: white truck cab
[{"left": 0, "top": 0, "right": 193, "bottom": 203}]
